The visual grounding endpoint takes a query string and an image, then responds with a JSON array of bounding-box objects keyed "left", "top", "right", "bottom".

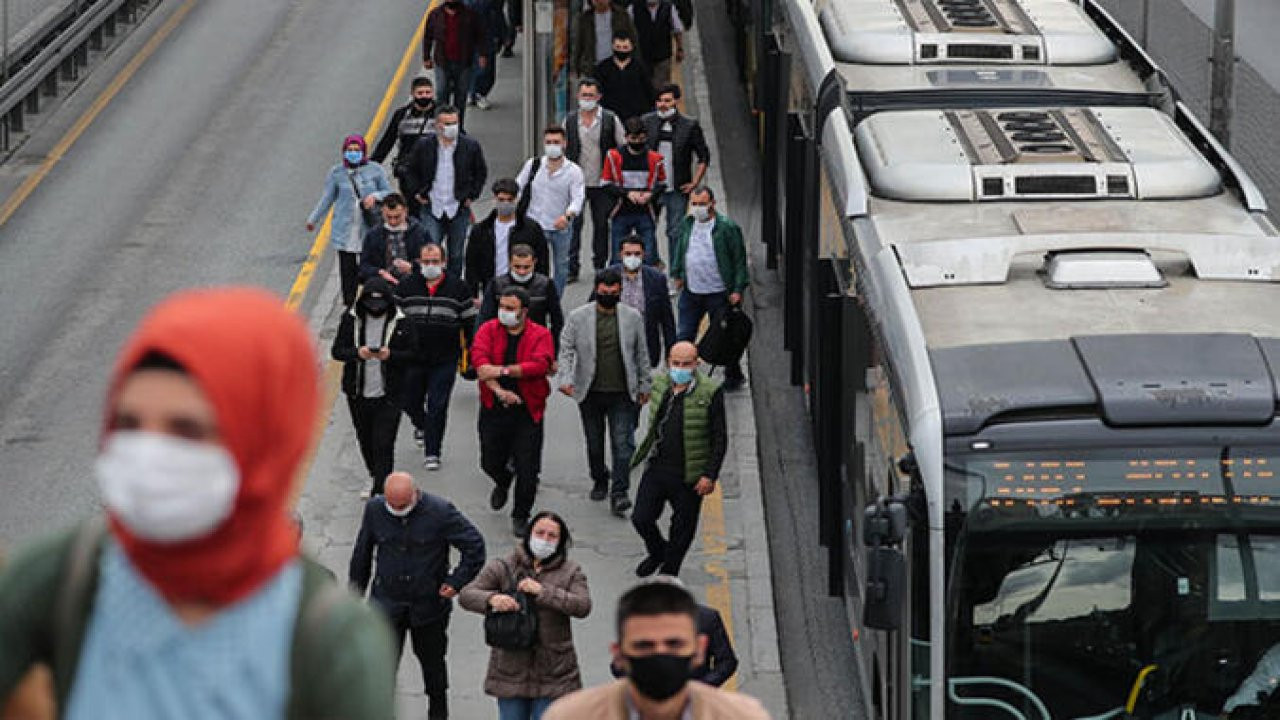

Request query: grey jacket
[{"left": 556, "top": 302, "right": 652, "bottom": 403}]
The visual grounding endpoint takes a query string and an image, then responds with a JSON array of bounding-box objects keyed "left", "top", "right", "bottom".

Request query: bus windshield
[{"left": 947, "top": 446, "right": 1280, "bottom": 720}]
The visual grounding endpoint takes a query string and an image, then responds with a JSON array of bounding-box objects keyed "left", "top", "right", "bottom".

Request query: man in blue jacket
[
  {"left": 349, "top": 472, "right": 486, "bottom": 720},
  {"left": 608, "top": 233, "right": 675, "bottom": 367}
]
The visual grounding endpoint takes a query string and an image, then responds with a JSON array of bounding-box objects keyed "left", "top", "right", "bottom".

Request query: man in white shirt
[
  {"left": 406, "top": 105, "right": 489, "bottom": 277},
  {"left": 516, "top": 126, "right": 586, "bottom": 294}
]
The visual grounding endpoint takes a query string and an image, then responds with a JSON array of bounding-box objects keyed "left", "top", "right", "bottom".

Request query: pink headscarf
[{"left": 342, "top": 134, "right": 368, "bottom": 167}]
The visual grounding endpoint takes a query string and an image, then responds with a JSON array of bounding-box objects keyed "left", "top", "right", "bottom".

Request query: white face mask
[
  {"left": 528, "top": 536, "right": 558, "bottom": 560},
  {"left": 622, "top": 254, "right": 643, "bottom": 271},
  {"left": 579, "top": 98, "right": 598, "bottom": 112},
  {"left": 422, "top": 264, "right": 443, "bottom": 280},
  {"left": 441, "top": 123, "right": 460, "bottom": 140},
  {"left": 386, "top": 494, "right": 417, "bottom": 518},
  {"left": 96, "top": 431, "right": 240, "bottom": 543},
  {"left": 498, "top": 309, "right": 522, "bottom": 327},
  {"left": 657, "top": 107, "right": 676, "bottom": 120},
  {"left": 690, "top": 205, "right": 711, "bottom": 223},
  {"left": 510, "top": 270, "right": 533, "bottom": 283},
  {"left": 544, "top": 143, "right": 564, "bottom": 160}
]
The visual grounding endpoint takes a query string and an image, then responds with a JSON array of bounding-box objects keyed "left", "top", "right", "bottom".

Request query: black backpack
[
  {"left": 483, "top": 559, "right": 540, "bottom": 650},
  {"left": 697, "top": 304, "right": 753, "bottom": 368}
]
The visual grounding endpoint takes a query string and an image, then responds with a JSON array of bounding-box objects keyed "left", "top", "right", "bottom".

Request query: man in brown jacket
[
  {"left": 544, "top": 581, "right": 771, "bottom": 720},
  {"left": 574, "top": 0, "right": 637, "bottom": 77}
]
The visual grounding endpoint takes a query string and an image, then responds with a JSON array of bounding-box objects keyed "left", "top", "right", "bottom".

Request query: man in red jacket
[{"left": 471, "top": 286, "right": 555, "bottom": 537}]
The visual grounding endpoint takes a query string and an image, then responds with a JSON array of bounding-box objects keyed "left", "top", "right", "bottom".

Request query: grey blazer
[{"left": 556, "top": 302, "right": 653, "bottom": 403}]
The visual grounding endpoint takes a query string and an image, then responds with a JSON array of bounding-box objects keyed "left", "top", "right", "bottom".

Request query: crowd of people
[{"left": 0, "top": 2, "right": 768, "bottom": 719}]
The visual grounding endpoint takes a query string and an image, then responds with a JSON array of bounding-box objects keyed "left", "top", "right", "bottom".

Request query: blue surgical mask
[
  {"left": 668, "top": 367, "right": 693, "bottom": 385},
  {"left": 344, "top": 149, "right": 363, "bottom": 165}
]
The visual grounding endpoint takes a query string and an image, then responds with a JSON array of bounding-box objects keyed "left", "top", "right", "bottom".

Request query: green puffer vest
[{"left": 631, "top": 370, "right": 721, "bottom": 484}]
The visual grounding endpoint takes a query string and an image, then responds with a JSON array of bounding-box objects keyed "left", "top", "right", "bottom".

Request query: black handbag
[
  {"left": 483, "top": 559, "right": 540, "bottom": 650},
  {"left": 346, "top": 170, "right": 382, "bottom": 228},
  {"left": 697, "top": 304, "right": 753, "bottom": 368}
]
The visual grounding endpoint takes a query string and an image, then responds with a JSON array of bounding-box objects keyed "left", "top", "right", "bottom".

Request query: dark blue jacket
[
  {"left": 611, "top": 604, "right": 738, "bottom": 686},
  {"left": 348, "top": 491, "right": 486, "bottom": 626},
  {"left": 605, "top": 263, "right": 676, "bottom": 367},
  {"left": 358, "top": 218, "right": 429, "bottom": 282}
]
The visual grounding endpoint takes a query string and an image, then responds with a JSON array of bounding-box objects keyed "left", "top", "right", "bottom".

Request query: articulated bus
[{"left": 742, "top": 0, "right": 1280, "bottom": 717}]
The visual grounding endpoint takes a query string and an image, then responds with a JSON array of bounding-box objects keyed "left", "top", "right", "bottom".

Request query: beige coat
[
  {"left": 459, "top": 549, "right": 592, "bottom": 700},
  {"left": 544, "top": 680, "right": 772, "bottom": 720}
]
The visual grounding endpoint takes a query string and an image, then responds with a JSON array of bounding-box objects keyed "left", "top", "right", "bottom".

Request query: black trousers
[
  {"left": 337, "top": 250, "right": 361, "bottom": 307},
  {"left": 392, "top": 614, "right": 450, "bottom": 716},
  {"left": 632, "top": 466, "right": 704, "bottom": 576},
  {"left": 570, "top": 186, "right": 615, "bottom": 274},
  {"left": 478, "top": 407, "right": 544, "bottom": 519},
  {"left": 347, "top": 395, "right": 401, "bottom": 495}
]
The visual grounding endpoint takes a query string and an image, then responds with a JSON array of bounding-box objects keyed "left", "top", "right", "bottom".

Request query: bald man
[
  {"left": 350, "top": 472, "right": 486, "bottom": 719},
  {"left": 628, "top": 341, "right": 727, "bottom": 577}
]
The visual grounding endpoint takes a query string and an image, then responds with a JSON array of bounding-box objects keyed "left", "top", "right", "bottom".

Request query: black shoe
[
  {"left": 636, "top": 555, "right": 662, "bottom": 578},
  {"left": 501, "top": 46, "right": 514, "bottom": 58},
  {"left": 590, "top": 482, "right": 608, "bottom": 501},
  {"left": 723, "top": 376, "right": 745, "bottom": 392},
  {"left": 566, "top": 271, "right": 579, "bottom": 284},
  {"left": 413, "top": 428, "right": 425, "bottom": 447},
  {"left": 611, "top": 495, "right": 632, "bottom": 517},
  {"left": 512, "top": 517, "right": 529, "bottom": 537},
  {"left": 490, "top": 484, "right": 509, "bottom": 511}
]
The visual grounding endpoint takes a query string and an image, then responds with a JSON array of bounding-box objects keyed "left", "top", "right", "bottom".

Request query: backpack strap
[
  {"left": 51, "top": 517, "right": 108, "bottom": 704},
  {"left": 515, "top": 156, "right": 542, "bottom": 221}
]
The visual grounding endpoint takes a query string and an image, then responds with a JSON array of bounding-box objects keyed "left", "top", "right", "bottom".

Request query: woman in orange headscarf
[{"left": 0, "top": 287, "right": 394, "bottom": 720}]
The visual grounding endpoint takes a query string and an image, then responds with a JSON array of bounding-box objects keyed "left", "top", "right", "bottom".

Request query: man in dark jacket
[
  {"left": 371, "top": 77, "right": 437, "bottom": 208},
  {"left": 630, "top": 0, "right": 684, "bottom": 88},
  {"left": 642, "top": 84, "right": 709, "bottom": 261},
  {"left": 396, "top": 243, "right": 476, "bottom": 470},
  {"left": 423, "top": 0, "right": 489, "bottom": 125},
  {"left": 359, "top": 193, "right": 428, "bottom": 283},
  {"left": 404, "top": 106, "right": 488, "bottom": 278},
  {"left": 595, "top": 32, "right": 655, "bottom": 122},
  {"left": 478, "top": 244, "right": 565, "bottom": 353},
  {"left": 465, "top": 178, "right": 549, "bottom": 297},
  {"left": 574, "top": 0, "right": 636, "bottom": 77},
  {"left": 331, "top": 278, "right": 420, "bottom": 496},
  {"left": 608, "top": 578, "right": 739, "bottom": 687},
  {"left": 350, "top": 472, "right": 486, "bottom": 720},
  {"left": 608, "top": 233, "right": 675, "bottom": 367},
  {"left": 565, "top": 78, "right": 626, "bottom": 277}
]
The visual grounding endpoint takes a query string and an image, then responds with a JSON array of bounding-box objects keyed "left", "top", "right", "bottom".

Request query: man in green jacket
[
  {"left": 628, "top": 341, "right": 727, "bottom": 577},
  {"left": 670, "top": 186, "right": 749, "bottom": 390}
]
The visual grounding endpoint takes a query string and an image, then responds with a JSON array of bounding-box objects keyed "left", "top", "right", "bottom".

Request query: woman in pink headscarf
[{"left": 306, "top": 133, "right": 392, "bottom": 307}]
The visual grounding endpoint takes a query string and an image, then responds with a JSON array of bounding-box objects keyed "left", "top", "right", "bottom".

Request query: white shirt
[
  {"left": 516, "top": 157, "right": 587, "bottom": 233},
  {"left": 494, "top": 216, "right": 516, "bottom": 277},
  {"left": 593, "top": 12, "right": 614, "bottom": 63},
  {"left": 658, "top": 120, "right": 676, "bottom": 188},
  {"left": 361, "top": 315, "right": 388, "bottom": 398},
  {"left": 685, "top": 217, "right": 725, "bottom": 294},
  {"left": 428, "top": 141, "right": 460, "bottom": 219}
]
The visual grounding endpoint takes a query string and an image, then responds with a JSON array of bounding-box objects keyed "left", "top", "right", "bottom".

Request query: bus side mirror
[
  {"left": 864, "top": 546, "right": 905, "bottom": 630},
  {"left": 865, "top": 499, "right": 907, "bottom": 546}
]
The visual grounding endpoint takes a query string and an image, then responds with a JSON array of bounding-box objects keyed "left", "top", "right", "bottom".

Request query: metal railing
[{"left": 0, "top": 0, "right": 158, "bottom": 151}]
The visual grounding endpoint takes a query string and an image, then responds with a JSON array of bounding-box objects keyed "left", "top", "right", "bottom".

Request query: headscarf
[
  {"left": 343, "top": 134, "right": 368, "bottom": 167},
  {"left": 102, "top": 287, "right": 319, "bottom": 607}
]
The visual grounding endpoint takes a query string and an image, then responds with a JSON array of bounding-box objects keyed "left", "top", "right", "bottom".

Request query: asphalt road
[{"left": 0, "top": 0, "right": 431, "bottom": 545}]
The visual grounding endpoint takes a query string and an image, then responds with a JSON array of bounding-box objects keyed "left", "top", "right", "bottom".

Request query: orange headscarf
[{"left": 102, "top": 287, "right": 319, "bottom": 607}]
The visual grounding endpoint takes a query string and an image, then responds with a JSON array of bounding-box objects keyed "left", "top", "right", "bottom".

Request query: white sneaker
[
  {"left": 424, "top": 456, "right": 442, "bottom": 471},
  {"left": 475, "top": 95, "right": 492, "bottom": 110}
]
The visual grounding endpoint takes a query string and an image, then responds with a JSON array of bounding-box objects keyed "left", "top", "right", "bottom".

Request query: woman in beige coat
[{"left": 460, "top": 511, "right": 592, "bottom": 720}]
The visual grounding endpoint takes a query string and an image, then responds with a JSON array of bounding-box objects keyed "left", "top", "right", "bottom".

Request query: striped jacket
[{"left": 395, "top": 271, "right": 476, "bottom": 365}]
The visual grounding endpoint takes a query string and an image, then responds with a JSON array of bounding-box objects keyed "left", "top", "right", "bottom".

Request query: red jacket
[
  {"left": 471, "top": 318, "right": 554, "bottom": 422},
  {"left": 601, "top": 147, "right": 666, "bottom": 218}
]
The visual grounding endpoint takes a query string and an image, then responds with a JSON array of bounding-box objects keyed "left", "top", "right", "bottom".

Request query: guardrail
[{"left": 0, "top": 0, "right": 159, "bottom": 151}]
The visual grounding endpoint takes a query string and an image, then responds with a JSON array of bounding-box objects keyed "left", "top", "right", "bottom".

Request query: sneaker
[
  {"left": 475, "top": 95, "right": 493, "bottom": 110},
  {"left": 611, "top": 495, "right": 632, "bottom": 517},
  {"left": 589, "top": 483, "right": 608, "bottom": 501},
  {"left": 424, "top": 455, "right": 441, "bottom": 471},
  {"left": 566, "top": 271, "right": 579, "bottom": 284},
  {"left": 467, "top": 95, "right": 478, "bottom": 107},
  {"left": 413, "top": 429, "right": 424, "bottom": 448},
  {"left": 490, "top": 484, "right": 509, "bottom": 511},
  {"left": 512, "top": 517, "right": 529, "bottom": 537},
  {"left": 501, "top": 45, "right": 514, "bottom": 58},
  {"left": 635, "top": 555, "right": 662, "bottom": 578},
  {"left": 723, "top": 377, "right": 746, "bottom": 392}
]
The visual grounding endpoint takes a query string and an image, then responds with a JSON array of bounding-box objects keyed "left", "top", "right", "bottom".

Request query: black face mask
[
  {"left": 624, "top": 653, "right": 694, "bottom": 701},
  {"left": 362, "top": 297, "right": 390, "bottom": 316},
  {"left": 614, "top": 50, "right": 632, "bottom": 62},
  {"left": 413, "top": 96, "right": 433, "bottom": 108},
  {"left": 628, "top": 141, "right": 647, "bottom": 153},
  {"left": 596, "top": 293, "right": 620, "bottom": 309}
]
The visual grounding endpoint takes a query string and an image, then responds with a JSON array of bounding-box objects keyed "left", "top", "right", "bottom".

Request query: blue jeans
[
  {"left": 434, "top": 61, "right": 474, "bottom": 125},
  {"left": 678, "top": 289, "right": 744, "bottom": 382},
  {"left": 578, "top": 391, "right": 640, "bottom": 498},
  {"left": 470, "top": 49, "right": 498, "bottom": 98},
  {"left": 545, "top": 226, "right": 572, "bottom": 294},
  {"left": 658, "top": 190, "right": 688, "bottom": 262},
  {"left": 402, "top": 360, "right": 458, "bottom": 457},
  {"left": 421, "top": 208, "right": 470, "bottom": 277},
  {"left": 497, "top": 697, "right": 553, "bottom": 720},
  {"left": 610, "top": 213, "right": 657, "bottom": 267}
]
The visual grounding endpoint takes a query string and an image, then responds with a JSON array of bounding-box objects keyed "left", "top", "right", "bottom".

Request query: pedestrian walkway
[{"left": 297, "top": 22, "right": 787, "bottom": 720}]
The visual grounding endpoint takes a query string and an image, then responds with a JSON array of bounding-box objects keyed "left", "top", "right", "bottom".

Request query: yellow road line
[{"left": 0, "top": 0, "right": 200, "bottom": 229}]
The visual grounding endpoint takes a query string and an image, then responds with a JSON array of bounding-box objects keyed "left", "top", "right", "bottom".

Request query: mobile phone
[{"left": 368, "top": 345, "right": 382, "bottom": 354}]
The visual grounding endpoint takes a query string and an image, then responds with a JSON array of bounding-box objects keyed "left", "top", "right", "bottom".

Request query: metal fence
[{"left": 1095, "top": 0, "right": 1280, "bottom": 214}]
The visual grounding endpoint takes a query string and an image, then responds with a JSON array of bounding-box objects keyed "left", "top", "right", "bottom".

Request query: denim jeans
[
  {"left": 470, "top": 49, "right": 498, "bottom": 98},
  {"left": 544, "top": 226, "right": 572, "bottom": 294},
  {"left": 677, "top": 289, "right": 743, "bottom": 382},
  {"left": 434, "top": 61, "right": 474, "bottom": 125},
  {"left": 421, "top": 208, "right": 470, "bottom": 277},
  {"left": 401, "top": 360, "right": 458, "bottom": 457},
  {"left": 657, "top": 189, "right": 688, "bottom": 262},
  {"left": 571, "top": 186, "right": 614, "bottom": 273},
  {"left": 610, "top": 213, "right": 657, "bottom": 267},
  {"left": 578, "top": 391, "right": 640, "bottom": 498},
  {"left": 497, "top": 697, "right": 554, "bottom": 720}
]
